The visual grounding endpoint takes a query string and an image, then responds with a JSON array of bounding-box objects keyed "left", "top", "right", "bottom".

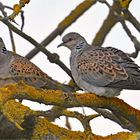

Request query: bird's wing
[
  {"left": 9, "top": 54, "right": 49, "bottom": 88},
  {"left": 76, "top": 47, "right": 140, "bottom": 89}
]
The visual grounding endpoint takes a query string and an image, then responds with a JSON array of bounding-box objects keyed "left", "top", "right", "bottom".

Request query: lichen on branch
[{"left": 0, "top": 82, "right": 140, "bottom": 139}]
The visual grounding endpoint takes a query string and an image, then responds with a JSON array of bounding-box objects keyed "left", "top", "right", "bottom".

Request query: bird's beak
[{"left": 57, "top": 42, "right": 64, "bottom": 48}]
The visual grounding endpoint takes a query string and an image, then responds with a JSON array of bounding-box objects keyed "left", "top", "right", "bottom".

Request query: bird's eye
[{"left": 69, "top": 38, "right": 73, "bottom": 41}]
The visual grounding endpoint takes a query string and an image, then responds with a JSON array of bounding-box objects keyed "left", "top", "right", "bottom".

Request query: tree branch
[
  {"left": 93, "top": 108, "right": 136, "bottom": 131},
  {"left": 92, "top": 1, "right": 121, "bottom": 46},
  {"left": 124, "top": 9, "right": 140, "bottom": 33},
  {"left": 25, "top": 0, "right": 97, "bottom": 60},
  {"left": 0, "top": 83, "right": 140, "bottom": 139},
  {"left": 1, "top": 82, "right": 140, "bottom": 131}
]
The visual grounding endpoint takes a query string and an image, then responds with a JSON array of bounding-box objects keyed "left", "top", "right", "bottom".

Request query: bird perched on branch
[
  {"left": 0, "top": 37, "right": 67, "bottom": 91},
  {"left": 58, "top": 32, "right": 140, "bottom": 97}
]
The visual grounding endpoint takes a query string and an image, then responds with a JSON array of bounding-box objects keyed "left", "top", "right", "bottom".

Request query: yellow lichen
[
  {"left": 2, "top": 100, "right": 35, "bottom": 130},
  {"left": 32, "top": 118, "right": 139, "bottom": 140},
  {"left": 118, "top": 0, "right": 131, "bottom": 9},
  {"left": 32, "top": 118, "right": 86, "bottom": 140},
  {"left": 13, "top": 4, "right": 20, "bottom": 14},
  {"left": 8, "top": 0, "right": 30, "bottom": 20},
  {"left": 0, "top": 83, "right": 139, "bottom": 139},
  {"left": 68, "top": 79, "right": 76, "bottom": 87},
  {"left": 58, "top": 0, "right": 96, "bottom": 29}
]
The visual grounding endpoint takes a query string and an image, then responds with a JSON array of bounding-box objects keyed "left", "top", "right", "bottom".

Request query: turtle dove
[
  {"left": 58, "top": 32, "right": 140, "bottom": 97},
  {"left": 0, "top": 37, "right": 65, "bottom": 91}
]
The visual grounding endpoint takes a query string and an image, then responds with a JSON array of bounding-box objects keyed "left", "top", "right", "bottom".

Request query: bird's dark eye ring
[{"left": 69, "top": 38, "right": 73, "bottom": 41}]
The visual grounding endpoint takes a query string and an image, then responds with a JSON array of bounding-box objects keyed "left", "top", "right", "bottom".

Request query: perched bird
[
  {"left": 0, "top": 37, "right": 69, "bottom": 91},
  {"left": 58, "top": 32, "right": 140, "bottom": 97}
]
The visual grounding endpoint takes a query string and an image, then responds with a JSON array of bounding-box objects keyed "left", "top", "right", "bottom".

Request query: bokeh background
[{"left": 0, "top": 0, "right": 140, "bottom": 136}]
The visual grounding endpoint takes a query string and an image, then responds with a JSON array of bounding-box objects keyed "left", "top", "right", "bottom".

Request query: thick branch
[
  {"left": 2, "top": 82, "right": 140, "bottom": 131},
  {"left": 93, "top": 108, "right": 136, "bottom": 131},
  {"left": 0, "top": 90, "right": 139, "bottom": 139},
  {"left": 31, "top": 117, "right": 140, "bottom": 140}
]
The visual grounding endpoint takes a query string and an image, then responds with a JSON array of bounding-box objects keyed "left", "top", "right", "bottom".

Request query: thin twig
[
  {"left": 0, "top": 2, "right": 16, "bottom": 53},
  {"left": 5, "top": 5, "right": 26, "bottom": 31},
  {"left": 20, "top": 11, "right": 25, "bottom": 31},
  {"left": 33, "top": 107, "right": 100, "bottom": 132},
  {"left": 116, "top": 14, "right": 140, "bottom": 58},
  {"left": 124, "top": 9, "right": 140, "bottom": 35},
  {"left": 8, "top": 29, "right": 16, "bottom": 53},
  {"left": 4, "top": 5, "right": 20, "bottom": 25},
  {"left": 65, "top": 116, "right": 72, "bottom": 130},
  {"left": 62, "top": 110, "right": 100, "bottom": 131}
]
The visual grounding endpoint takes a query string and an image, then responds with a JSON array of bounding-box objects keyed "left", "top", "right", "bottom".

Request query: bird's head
[{"left": 58, "top": 32, "right": 87, "bottom": 51}]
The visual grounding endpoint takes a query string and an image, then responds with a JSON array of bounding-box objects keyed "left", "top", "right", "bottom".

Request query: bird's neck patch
[
  {"left": 76, "top": 41, "right": 86, "bottom": 51},
  {"left": 2, "top": 47, "right": 7, "bottom": 54}
]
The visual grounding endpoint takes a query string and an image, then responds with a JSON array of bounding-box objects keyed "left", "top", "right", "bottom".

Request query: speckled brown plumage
[
  {"left": 9, "top": 54, "right": 49, "bottom": 87},
  {"left": 0, "top": 37, "right": 53, "bottom": 88},
  {"left": 10, "top": 54, "right": 48, "bottom": 78}
]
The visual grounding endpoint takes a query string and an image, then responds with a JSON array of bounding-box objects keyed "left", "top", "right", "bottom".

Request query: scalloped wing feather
[{"left": 76, "top": 47, "right": 140, "bottom": 89}]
